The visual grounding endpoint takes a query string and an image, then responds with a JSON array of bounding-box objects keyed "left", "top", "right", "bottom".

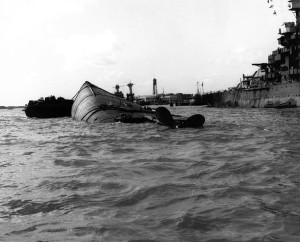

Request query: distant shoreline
[{"left": 0, "top": 106, "right": 25, "bottom": 109}]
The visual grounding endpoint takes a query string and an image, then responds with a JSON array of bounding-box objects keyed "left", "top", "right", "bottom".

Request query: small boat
[
  {"left": 24, "top": 96, "right": 73, "bottom": 118},
  {"left": 71, "top": 81, "right": 156, "bottom": 123},
  {"left": 264, "top": 101, "right": 274, "bottom": 108},
  {"left": 275, "top": 102, "right": 297, "bottom": 109}
]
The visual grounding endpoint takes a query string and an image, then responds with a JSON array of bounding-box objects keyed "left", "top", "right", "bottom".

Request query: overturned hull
[{"left": 71, "top": 81, "right": 156, "bottom": 123}]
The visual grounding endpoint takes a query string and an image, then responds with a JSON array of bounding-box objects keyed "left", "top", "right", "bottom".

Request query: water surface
[{"left": 0, "top": 107, "right": 299, "bottom": 241}]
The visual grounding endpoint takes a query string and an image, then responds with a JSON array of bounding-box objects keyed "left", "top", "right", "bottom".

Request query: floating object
[
  {"left": 275, "top": 102, "right": 297, "bottom": 109},
  {"left": 23, "top": 96, "right": 73, "bottom": 118},
  {"left": 264, "top": 100, "right": 297, "bottom": 109},
  {"left": 264, "top": 101, "right": 274, "bottom": 108},
  {"left": 155, "top": 107, "right": 205, "bottom": 128},
  {"left": 155, "top": 107, "right": 176, "bottom": 128}
]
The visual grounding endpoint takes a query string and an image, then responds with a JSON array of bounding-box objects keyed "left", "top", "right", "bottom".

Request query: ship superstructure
[{"left": 209, "top": 0, "right": 300, "bottom": 108}]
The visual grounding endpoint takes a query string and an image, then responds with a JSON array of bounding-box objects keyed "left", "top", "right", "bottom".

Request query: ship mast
[{"left": 289, "top": 0, "right": 300, "bottom": 26}]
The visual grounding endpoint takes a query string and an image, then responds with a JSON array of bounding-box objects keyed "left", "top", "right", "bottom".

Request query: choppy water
[{"left": 0, "top": 107, "right": 299, "bottom": 242}]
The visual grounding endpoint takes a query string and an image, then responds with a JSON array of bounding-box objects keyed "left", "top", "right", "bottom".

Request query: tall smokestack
[{"left": 153, "top": 78, "right": 157, "bottom": 95}]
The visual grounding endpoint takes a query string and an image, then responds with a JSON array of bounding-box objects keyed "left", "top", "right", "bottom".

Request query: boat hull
[
  {"left": 24, "top": 104, "right": 72, "bottom": 118},
  {"left": 203, "top": 81, "right": 300, "bottom": 108},
  {"left": 24, "top": 97, "right": 73, "bottom": 118},
  {"left": 71, "top": 81, "right": 156, "bottom": 123}
]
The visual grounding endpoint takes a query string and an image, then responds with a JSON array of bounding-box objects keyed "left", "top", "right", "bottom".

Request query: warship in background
[{"left": 202, "top": 0, "right": 300, "bottom": 108}]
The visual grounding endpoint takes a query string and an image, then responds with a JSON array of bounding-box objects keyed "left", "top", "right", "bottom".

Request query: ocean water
[{"left": 0, "top": 106, "right": 299, "bottom": 242}]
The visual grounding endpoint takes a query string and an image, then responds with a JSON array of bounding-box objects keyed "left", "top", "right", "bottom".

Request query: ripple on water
[
  {"left": 1, "top": 108, "right": 300, "bottom": 241},
  {"left": 53, "top": 158, "right": 99, "bottom": 167}
]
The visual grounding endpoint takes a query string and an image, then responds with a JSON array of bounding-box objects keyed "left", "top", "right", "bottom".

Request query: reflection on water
[{"left": 0, "top": 107, "right": 299, "bottom": 241}]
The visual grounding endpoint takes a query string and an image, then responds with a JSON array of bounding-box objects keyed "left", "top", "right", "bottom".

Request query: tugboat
[
  {"left": 203, "top": 0, "right": 300, "bottom": 108},
  {"left": 23, "top": 96, "right": 73, "bottom": 118}
]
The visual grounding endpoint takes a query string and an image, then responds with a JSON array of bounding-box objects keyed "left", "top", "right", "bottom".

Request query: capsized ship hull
[{"left": 71, "top": 81, "right": 156, "bottom": 123}]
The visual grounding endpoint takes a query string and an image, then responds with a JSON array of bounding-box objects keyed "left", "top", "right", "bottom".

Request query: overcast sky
[{"left": 0, "top": 0, "right": 295, "bottom": 106}]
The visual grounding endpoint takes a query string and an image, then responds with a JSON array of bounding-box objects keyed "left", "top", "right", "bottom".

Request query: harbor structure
[{"left": 137, "top": 78, "right": 193, "bottom": 105}]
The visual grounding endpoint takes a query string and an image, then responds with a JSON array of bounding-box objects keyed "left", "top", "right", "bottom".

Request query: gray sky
[{"left": 0, "top": 0, "right": 294, "bottom": 105}]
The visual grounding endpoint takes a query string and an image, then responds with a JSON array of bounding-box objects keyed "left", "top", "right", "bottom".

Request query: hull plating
[
  {"left": 221, "top": 81, "right": 300, "bottom": 108},
  {"left": 71, "top": 81, "right": 155, "bottom": 123}
]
